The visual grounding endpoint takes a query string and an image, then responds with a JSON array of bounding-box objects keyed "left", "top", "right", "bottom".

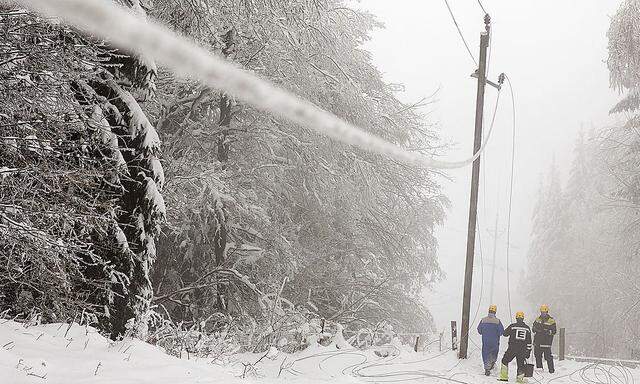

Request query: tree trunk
[{"left": 213, "top": 27, "right": 237, "bottom": 312}]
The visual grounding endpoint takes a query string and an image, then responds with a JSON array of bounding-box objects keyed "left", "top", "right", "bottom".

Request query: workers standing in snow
[
  {"left": 478, "top": 304, "right": 504, "bottom": 376},
  {"left": 532, "top": 305, "right": 556, "bottom": 373},
  {"left": 498, "top": 311, "right": 532, "bottom": 383}
]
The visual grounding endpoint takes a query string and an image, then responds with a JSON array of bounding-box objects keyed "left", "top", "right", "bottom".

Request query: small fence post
[
  {"left": 559, "top": 328, "right": 565, "bottom": 361},
  {"left": 451, "top": 321, "right": 458, "bottom": 351},
  {"left": 414, "top": 336, "right": 420, "bottom": 352},
  {"left": 320, "top": 318, "right": 325, "bottom": 333},
  {"left": 439, "top": 331, "right": 444, "bottom": 352}
]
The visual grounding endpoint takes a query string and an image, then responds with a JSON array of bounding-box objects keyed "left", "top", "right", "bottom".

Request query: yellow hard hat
[
  {"left": 489, "top": 304, "right": 497, "bottom": 313},
  {"left": 540, "top": 305, "right": 549, "bottom": 313},
  {"left": 515, "top": 311, "right": 525, "bottom": 319}
]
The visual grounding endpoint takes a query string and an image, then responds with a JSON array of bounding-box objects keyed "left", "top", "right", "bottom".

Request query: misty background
[{"left": 355, "top": 0, "right": 620, "bottom": 334}]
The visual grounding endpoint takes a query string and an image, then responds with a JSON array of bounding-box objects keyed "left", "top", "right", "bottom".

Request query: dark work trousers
[
  {"left": 482, "top": 344, "right": 499, "bottom": 370},
  {"left": 502, "top": 346, "right": 527, "bottom": 376},
  {"left": 534, "top": 345, "right": 554, "bottom": 372}
]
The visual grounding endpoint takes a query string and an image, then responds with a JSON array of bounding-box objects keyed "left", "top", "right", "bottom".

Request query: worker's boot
[
  {"left": 516, "top": 373, "right": 526, "bottom": 383},
  {"left": 547, "top": 357, "right": 555, "bottom": 374},
  {"left": 497, "top": 364, "right": 509, "bottom": 381}
]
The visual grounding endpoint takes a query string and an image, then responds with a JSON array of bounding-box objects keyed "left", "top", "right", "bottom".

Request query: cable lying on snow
[{"left": 20, "top": 0, "right": 495, "bottom": 170}]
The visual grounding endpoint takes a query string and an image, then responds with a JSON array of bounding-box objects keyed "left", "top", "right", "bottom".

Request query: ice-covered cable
[
  {"left": 504, "top": 74, "right": 516, "bottom": 316},
  {"left": 20, "top": 0, "right": 499, "bottom": 170}
]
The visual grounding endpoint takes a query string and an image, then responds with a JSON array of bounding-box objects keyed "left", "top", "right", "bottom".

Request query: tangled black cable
[
  {"left": 280, "top": 342, "right": 639, "bottom": 384},
  {"left": 545, "top": 362, "right": 636, "bottom": 384}
]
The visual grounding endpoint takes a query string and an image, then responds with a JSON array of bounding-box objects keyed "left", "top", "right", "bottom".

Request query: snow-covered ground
[{"left": 1, "top": 320, "right": 637, "bottom": 383}]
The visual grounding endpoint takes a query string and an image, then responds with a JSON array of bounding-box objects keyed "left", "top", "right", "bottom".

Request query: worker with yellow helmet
[
  {"left": 498, "top": 311, "right": 532, "bottom": 383},
  {"left": 477, "top": 304, "right": 504, "bottom": 376},
  {"left": 532, "top": 304, "right": 557, "bottom": 373}
]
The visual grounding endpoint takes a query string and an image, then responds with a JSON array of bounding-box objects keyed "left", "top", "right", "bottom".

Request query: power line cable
[
  {"left": 488, "top": 182, "right": 501, "bottom": 304},
  {"left": 455, "top": 78, "right": 502, "bottom": 354},
  {"left": 442, "top": 0, "right": 478, "bottom": 67},
  {"left": 480, "top": 74, "right": 500, "bottom": 222},
  {"left": 426, "top": 82, "right": 502, "bottom": 335},
  {"left": 450, "top": 84, "right": 502, "bottom": 356},
  {"left": 472, "top": 215, "right": 485, "bottom": 333},
  {"left": 481, "top": 18, "right": 494, "bottom": 220},
  {"left": 25, "top": 0, "right": 501, "bottom": 171},
  {"left": 476, "top": 0, "right": 488, "bottom": 15},
  {"left": 481, "top": 152, "right": 488, "bottom": 219},
  {"left": 480, "top": 47, "right": 497, "bottom": 231},
  {"left": 504, "top": 73, "right": 516, "bottom": 316},
  {"left": 487, "top": 22, "right": 493, "bottom": 80}
]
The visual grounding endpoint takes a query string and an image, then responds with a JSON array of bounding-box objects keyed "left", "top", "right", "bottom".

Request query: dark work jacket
[
  {"left": 532, "top": 314, "right": 557, "bottom": 347},
  {"left": 503, "top": 320, "right": 532, "bottom": 352}
]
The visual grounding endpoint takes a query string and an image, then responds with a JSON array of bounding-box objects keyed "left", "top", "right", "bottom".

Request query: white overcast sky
[{"left": 351, "top": 0, "right": 622, "bottom": 333}]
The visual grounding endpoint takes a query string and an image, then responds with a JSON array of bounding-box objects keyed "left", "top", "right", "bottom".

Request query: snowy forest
[
  {"left": 3, "top": 0, "right": 640, "bottom": 383},
  {"left": 0, "top": 0, "right": 447, "bottom": 354},
  {"left": 525, "top": 0, "right": 640, "bottom": 360}
]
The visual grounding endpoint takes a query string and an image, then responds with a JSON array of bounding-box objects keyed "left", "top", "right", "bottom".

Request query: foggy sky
[{"left": 353, "top": 0, "right": 621, "bottom": 336}]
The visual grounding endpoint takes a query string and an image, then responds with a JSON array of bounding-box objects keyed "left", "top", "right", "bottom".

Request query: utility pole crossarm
[{"left": 471, "top": 72, "right": 502, "bottom": 90}]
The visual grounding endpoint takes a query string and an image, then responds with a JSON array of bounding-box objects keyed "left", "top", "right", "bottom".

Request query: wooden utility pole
[{"left": 459, "top": 14, "right": 491, "bottom": 360}]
